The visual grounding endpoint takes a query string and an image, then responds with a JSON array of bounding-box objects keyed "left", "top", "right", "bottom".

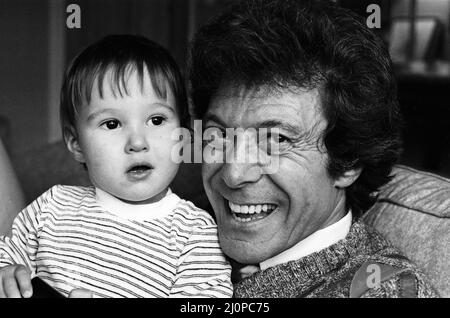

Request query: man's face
[{"left": 202, "top": 86, "right": 348, "bottom": 264}]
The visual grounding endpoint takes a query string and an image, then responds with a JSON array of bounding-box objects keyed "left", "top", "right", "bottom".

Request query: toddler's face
[{"left": 71, "top": 69, "right": 180, "bottom": 203}]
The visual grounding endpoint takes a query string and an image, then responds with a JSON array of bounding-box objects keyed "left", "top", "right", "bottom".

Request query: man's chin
[{"left": 221, "top": 238, "right": 274, "bottom": 265}]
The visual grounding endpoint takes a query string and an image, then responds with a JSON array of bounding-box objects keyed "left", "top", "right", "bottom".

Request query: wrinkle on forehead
[
  {"left": 210, "top": 84, "right": 325, "bottom": 131},
  {"left": 214, "top": 84, "right": 320, "bottom": 101}
]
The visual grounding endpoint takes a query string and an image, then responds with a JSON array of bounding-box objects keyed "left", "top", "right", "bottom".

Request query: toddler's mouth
[
  {"left": 126, "top": 163, "right": 153, "bottom": 180},
  {"left": 127, "top": 164, "right": 152, "bottom": 172}
]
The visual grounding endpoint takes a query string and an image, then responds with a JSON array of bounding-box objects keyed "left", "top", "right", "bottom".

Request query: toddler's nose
[{"left": 125, "top": 132, "right": 149, "bottom": 153}]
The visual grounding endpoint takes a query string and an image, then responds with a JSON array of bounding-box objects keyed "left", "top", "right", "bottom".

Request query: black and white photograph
[{"left": 0, "top": 0, "right": 449, "bottom": 302}]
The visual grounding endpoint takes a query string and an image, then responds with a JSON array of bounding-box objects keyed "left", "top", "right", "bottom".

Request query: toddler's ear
[{"left": 65, "top": 130, "right": 85, "bottom": 163}]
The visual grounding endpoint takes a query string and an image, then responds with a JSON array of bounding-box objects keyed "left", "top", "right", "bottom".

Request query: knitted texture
[{"left": 233, "top": 221, "right": 438, "bottom": 298}]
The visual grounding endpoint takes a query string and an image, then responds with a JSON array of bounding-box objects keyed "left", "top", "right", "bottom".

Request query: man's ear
[
  {"left": 65, "top": 129, "right": 85, "bottom": 163},
  {"left": 334, "top": 168, "right": 362, "bottom": 189}
]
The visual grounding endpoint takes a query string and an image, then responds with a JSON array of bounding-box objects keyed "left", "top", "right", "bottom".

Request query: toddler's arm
[
  {"left": 0, "top": 188, "right": 49, "bottom": 297},
  {"left": 169, "top": 221, "right": 233, "bottom": 298}
]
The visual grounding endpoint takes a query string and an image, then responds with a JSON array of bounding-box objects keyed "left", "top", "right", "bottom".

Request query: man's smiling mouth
[{"left": 227, "top": 200, "right": 278, "bottom": 223}]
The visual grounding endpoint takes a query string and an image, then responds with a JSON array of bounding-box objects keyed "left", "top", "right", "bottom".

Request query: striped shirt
[{"left": 0, "top": 185, "right": 232, "bottom": 298}]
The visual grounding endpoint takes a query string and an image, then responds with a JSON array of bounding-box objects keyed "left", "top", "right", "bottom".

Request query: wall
[
  {"left": 391, "top": 0, "right": 450, "bottom": 59},
  {"left": 0, "top": 0, "right": 50, "bottom": 155},
  {"left": 64, "top": 0, "right": 185, "bottom": 67},
  {"left": 0, "top": 0, "right": 190, "bottom": 156}
]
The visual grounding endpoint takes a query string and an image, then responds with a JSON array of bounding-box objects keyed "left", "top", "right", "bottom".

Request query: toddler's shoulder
[
  {"left": 36, "top": 185, "right": 95, "bottom": 207},
  {"left": 47, "top": 184, "right": 93, "bottom": 198},
  {"left": 174, "top": 199, "right": 217, "bottom": 227}
]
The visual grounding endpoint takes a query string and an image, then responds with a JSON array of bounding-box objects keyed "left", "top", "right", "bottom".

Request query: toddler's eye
[
  {"left": 150, "top": 116, "right": 165, "bottom": 126},
  {"left": 101, "top": 120, "right": 120, "bottom": 130}
]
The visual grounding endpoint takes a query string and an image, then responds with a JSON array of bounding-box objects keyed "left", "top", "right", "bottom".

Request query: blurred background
[{"left": 1, "top": 0, "right": 450, "bottom": 178}]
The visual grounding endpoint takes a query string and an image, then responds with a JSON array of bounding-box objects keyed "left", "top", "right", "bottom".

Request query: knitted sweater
[{"left": 233, "top": 220, "right": 438, "bottom": 298}]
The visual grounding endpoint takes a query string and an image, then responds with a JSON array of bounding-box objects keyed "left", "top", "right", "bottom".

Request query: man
[{"left": 189, "top": 0, "right": 437, "bottom": 297}]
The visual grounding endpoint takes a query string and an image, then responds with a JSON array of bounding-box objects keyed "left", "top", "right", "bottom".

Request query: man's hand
[{"left": 0, "top": 264, "right": 32, "bottom": 298}]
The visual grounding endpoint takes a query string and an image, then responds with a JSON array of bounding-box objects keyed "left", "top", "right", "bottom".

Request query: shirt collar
[
  {"left": 259, "top": 210, "right": 352, "bottom": 271},
  {"left": 95, "top": 187, "right": 180, "bottom": 221}
]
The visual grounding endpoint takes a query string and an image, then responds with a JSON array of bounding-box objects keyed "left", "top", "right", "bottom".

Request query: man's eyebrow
[
  {"left": 255, "top": 120, "right": 302, "bottom": 134},
  {"left": 203, "top": 115, "right": 303, "bottom": 134},
  {"left": 203, "top": 113, "right": 227, "bottom": 127}
]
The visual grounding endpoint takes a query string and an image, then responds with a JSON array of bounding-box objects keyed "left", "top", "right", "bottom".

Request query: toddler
[{"left": 0, "top": 35, "right": 232, "bottom": 298}]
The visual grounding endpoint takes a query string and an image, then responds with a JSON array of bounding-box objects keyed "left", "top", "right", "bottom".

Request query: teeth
[{"left": 228, "top": 201, "right": 276, "bottom": 215}]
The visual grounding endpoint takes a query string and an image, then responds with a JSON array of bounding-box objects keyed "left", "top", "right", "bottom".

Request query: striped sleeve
[
  {"left": 0, "top": 186, "right": 51, "bottom": 271},
  {"left": 169, "top": 209, "right": 233, "bottom": 298}
]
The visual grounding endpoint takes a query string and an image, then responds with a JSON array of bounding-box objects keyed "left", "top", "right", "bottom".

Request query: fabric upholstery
[{"left": 363, "top": 165, "right": 450, "bottom": 297}]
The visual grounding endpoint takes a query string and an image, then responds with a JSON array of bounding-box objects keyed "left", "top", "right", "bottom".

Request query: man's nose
[
  {"left": 221, "top": 137, "right": 263, "bottom": 189},
  {"left": 125, "top": 129, "right": 149, "bottom": 153}
]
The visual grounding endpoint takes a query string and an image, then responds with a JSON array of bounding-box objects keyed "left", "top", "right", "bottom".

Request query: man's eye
[
  {"left": 276, "top": 135, "right": 289, "bottom": 143},
  {"left": 150, "top": 116, "right": 165, "bottom": 126},
  {"left": 259, "top": 132, "right": 290, "bottom": 155},
  {"left": 266, "top": 132, "right": 289, "bottom": 144},
  {"left": 101, "top": 120, "right": 120, "bottom": 130}
]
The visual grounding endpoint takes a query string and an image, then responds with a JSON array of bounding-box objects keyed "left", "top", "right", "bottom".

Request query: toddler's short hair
[{"left": 60, "top": 34, "right": 189, "bottom": 142}]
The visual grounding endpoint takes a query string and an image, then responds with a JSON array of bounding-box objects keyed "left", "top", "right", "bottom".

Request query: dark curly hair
[{"left": 189, "top": 0, "right": 403, "bottom": 216}]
